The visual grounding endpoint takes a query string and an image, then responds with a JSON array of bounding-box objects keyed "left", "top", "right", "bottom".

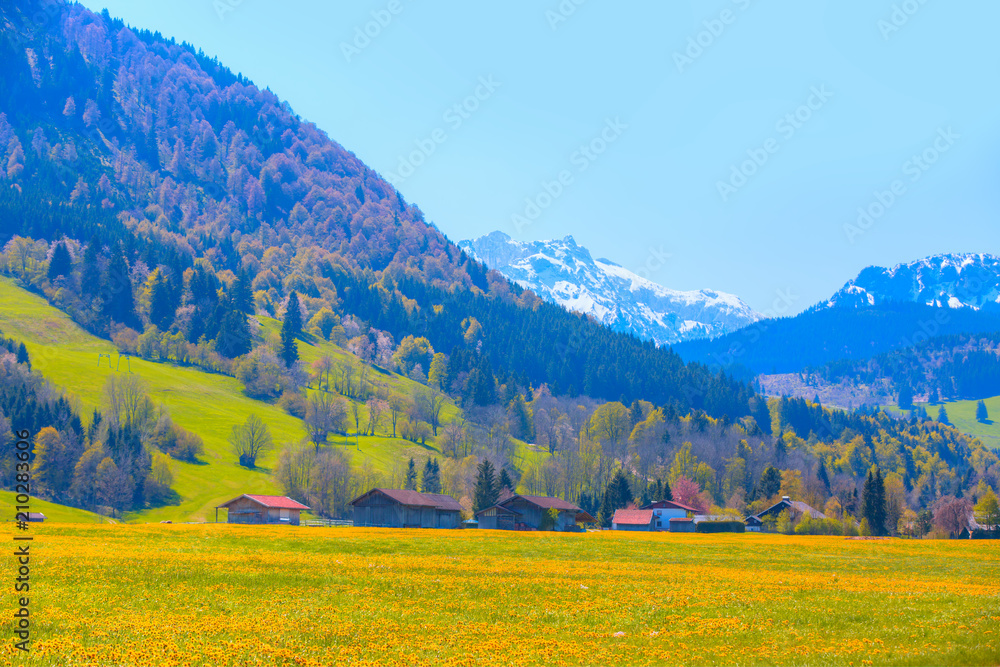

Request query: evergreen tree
[
  {"left": 405, "top": 458, "right": 417, "bottom": 490},
  {"left": 897, "top": 383, "right": 913, "bottom": 410},
  {"left": 16, "top": 342, "right": 29, "bottom": 369},
  {"left": 101, "top": 243, "right": 137, "bottom": 326},
  {"left": 937, "top": 405, "right": 950, "bottom": 426},
  {"left": 758, "top": 466, "right": 782, "bottom": 499},
  {"left": 280, "top": 320, "right": 299, "bottom": 367},
  {"left": 976, "top": 400, "right": 989, "bottom": 423},
  {"left": 629, "top": 400, "right": 643, "bottom": 426},
  {"left": 817, "top": 459, "right": 830, "bottom": 491},
  {"left": 80, "top": 237, "right": 101, "bottom": 296},
  {"left": 216, "top": 307, "right": 251, "bottom": 358},
  {"left": 662, "top": 478, "right": 673, "bottom": 501},
  {"left": 148, "top": 270, "right": 175, "bottom": 330},
  {"left": 284, "top": 291, "right": 303, "bottom": 336},
  {"left": 498, "top": 467, "right": 513, "bottom": 495},
  {"left": 280, "top": 291, "right": 301, "bottom": 367},
  {"left": 862, "top": 467, "right": 888, "bottom": 536},
  {"left": 47, "top": 241, "right": 72, "bottom": 280},
  {"left": 421, "top": 458, "right": 441, "bottom": 494},
  {"left": 231, "top": 269, "right": 254, "bottom": 314},
  {"left": 608, "top": 468, "right": 632, "bottom": 509},
  {"left": 471, "top": 357, "right": 498, "bottom": 406},
  {"left": 473, "top": 459, "right": 498, "bottom": 511},
  {"left": 873, "top": 467, "right": 887, "bottom": 535},
  {"left": 597, "top": 489, "right": 615, "bottom": 528}
]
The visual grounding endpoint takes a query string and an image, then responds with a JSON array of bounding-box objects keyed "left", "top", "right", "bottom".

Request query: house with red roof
[
  {"left": 475, "top": 494, "right": 595, "bottom": 531},
  {"left": 216, "top": 494, "right": 310, "bottom": 525},
  {"left": 640, "top": 499, "right": 700, "bottom": 531},
  {"left": 349, "top": 488, "right": 463, "bottom": 529},
  {"left": 611, "top": 508, "right": 655, "bottom": 531}
]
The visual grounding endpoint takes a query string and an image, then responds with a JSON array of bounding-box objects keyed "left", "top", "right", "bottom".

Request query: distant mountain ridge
[
  {"left": 824, "top": 253, "right": 1000, "bottom": 311},
  {"left": 458, "top": 231, "right": 761, "bottom": 346},
  {"left": 674, "top": 252, "right": 1000, "bottom": 376}
]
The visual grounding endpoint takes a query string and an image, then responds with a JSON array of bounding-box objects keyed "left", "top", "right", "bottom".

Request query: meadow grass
[
  {"left": 3, "top": 524, "right": 998, "bottom": 666},
  {"left": 886, "top": 397, "right": 1000, "bottom": 451},
  {"left": 0, "top": 491, "right": 110, "bottom": 524},
  {"left": 0, "top": 277, "right": 489, "bottom": 522}
]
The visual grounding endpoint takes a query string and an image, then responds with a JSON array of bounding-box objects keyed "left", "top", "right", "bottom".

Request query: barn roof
[
  {"left": 349, "top": 488, "right": 463, "bottom": 512},
  {"left": 751, "top": 498, "right": 827, "bottom": 522},
  {"left": 613, "top": 509, "right": 654, "bottom": 525},
  {"left": 641, "top": 500, "right": 701, "bottom": 513},
  {"left": 503, "top": 494, "right": 582, "bottom": 512},
  {"left": 217, "top": 494, "right": 310, "bottom": 510}
]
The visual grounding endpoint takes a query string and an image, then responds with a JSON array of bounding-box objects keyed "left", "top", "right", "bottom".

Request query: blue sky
[{"left": 82, "top": 0, "right": 1000, "bottom": 313}]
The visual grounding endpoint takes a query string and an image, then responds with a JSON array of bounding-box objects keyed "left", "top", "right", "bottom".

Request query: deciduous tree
[{"left": 229, "top": 414, "right": 273, "bottom": 467}]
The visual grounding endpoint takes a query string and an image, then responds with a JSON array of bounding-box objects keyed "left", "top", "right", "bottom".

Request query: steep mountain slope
[
  {"left": 459, "top": 232, "right": 760, "bottom": 345},
  {"left": 0, "top": 0, "right": 756, "bottom": 416},
  {"left": 823, "top": 253, "right": 1000, "bottom": 310}
]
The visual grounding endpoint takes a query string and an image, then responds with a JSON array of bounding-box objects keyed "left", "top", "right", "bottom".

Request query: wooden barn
[
  {"left": 745, "top": 495, "right": 826, "bottom": 532},
  {"left": 475, "top": 494, "right": 595, "bottom": 531},
  {"left": 216, "top": 494, "right": 310, "bottom": 525},
  {"left": 350, "top": 488, "right": 463, "bottom": 529},
  {"left": 612, "top": 508, "right": 655, "bottom": 531}
]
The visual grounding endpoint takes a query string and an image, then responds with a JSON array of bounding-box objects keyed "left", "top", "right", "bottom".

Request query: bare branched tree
[{"left": 229, "top": 414, "right": 273, "bottom": 467}]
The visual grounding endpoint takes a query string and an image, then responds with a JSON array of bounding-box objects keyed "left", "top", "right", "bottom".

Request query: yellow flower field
[{"left": 3, "top": 524, "right": 998, "bottom": 666}]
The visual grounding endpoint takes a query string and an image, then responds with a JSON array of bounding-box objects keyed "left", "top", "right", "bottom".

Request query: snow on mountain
[
  {"left": 458, "top": 231, "right": 762, "bottom": 346},
  {"left": 823, "top": 253, "right": 1000, "bottom": 310}
]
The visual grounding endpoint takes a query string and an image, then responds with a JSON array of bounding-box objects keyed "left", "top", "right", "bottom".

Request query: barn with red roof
[
  {"left": 216, "top": 494, "right": 310, "bottom": 525},
  {"left": 611, "top": 508, "right": 655, "bottom": 531}
]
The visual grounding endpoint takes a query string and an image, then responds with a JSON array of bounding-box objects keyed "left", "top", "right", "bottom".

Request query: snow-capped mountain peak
[
  {"left": 458, "top": 232, "right": 762, "bottom": 346},
  {"left": 824, "top": 253, "right": 1000, "bottom": 310}
]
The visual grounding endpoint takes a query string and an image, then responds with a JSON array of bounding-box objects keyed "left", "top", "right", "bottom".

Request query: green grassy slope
[
  {"left": 0, "top": 490, "right": 112, "bottom": 523},
  {"left": 0, "top": 276, "right": 502, "bottom": 522},
  {"left": 886, "top": 395, "right": 1000, "bottom": 450}
]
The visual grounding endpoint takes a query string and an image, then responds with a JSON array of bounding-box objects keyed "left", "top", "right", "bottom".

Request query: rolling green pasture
[
  {"left": 887, "top": 396, "right": 1000, "bottom": 451},
  {"left": 0, "top": 277, "right": 493, "bottom": 522},
  {"left": 0, "top": 490, "right": 110, "bottom": 524}
]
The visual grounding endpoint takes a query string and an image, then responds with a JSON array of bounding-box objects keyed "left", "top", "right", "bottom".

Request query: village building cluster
[{"left": 215, "top": 489, "right": 834, "bottom": 533}]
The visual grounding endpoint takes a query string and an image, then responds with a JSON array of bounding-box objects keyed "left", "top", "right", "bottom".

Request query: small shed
[
  {"left": 612, "top": 509, "right": 655, "bottom": 531},
  {"left": 216, "top": 494, "right": 310, "bottom": 525},
  {"left": 668, "top": 517, "right": 696, "bottom": 533},
  {"left": 27, "top": 512, "right": 45, "bottom": 523},
  {"left": 350, "top": 488, "right": 463, "bottom": 529}
]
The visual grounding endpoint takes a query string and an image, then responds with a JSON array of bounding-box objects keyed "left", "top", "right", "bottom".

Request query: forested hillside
[
  {"left": 760, "top": 332, "right": 1000, "bottom": 409},
  {"left": 674, "top": 301, "right": 1000, "bottom": 376},
  {"left": 0, "top": 0, "right": 748, "bottom": 416}
]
